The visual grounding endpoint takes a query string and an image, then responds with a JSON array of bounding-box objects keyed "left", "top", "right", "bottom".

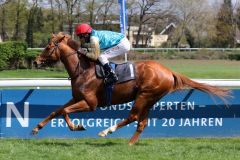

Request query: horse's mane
[
  {"left": 56, "top": 32, "right": 81, "bottom": 51},
  {"left": 56, "top": 32, "right": 97, "bottom": 67},
  {"left": 67, "top": 39, "right": 81, "bottom": 51}
]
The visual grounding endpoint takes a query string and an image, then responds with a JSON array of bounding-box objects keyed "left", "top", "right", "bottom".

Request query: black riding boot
[{"left": 103, "top": 63, "right": 118, "bottom": 85}]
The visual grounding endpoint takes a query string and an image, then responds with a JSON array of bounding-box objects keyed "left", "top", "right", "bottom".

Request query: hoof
[
  {"left": 75, "top": 125, "right": 86, "bottom": 131},
  {"left": 128, "top": 142, "right": 135, "bottom": 146},
  {"left": 128, "top": 139, "right": 138, "bottom": 146},
  {"left": 31, "top": 128, "right": 39, "bottom": 135},
  {"left": 98, "top": 131, "right": 107, "bottom": 137}
]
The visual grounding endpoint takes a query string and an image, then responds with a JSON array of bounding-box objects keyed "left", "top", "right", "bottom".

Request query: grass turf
[
  {"left": 0, "top": 60, "right": 239, "bottom": 79},
  {"left": 160, "top": 59, "right": 240, "bottom": 79},
  {"left": 0, "top": 59, "right": 239, "bottom": 159},
  {"left": 0, "top": 138, "right": 240, "bottom": 160},
  {"left": 0, "top": 69, "right": 67, "bottom": 78}
]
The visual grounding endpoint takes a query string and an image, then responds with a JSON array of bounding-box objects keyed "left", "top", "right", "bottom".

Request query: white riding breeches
[{"left": 98, "top": 37, "right": 131, "bottom": 65}]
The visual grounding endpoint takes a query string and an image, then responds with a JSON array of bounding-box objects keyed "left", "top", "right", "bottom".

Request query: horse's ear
[
  {"left": 59, "top": 35, "right": 65, "bottom": 42},
  {"left": 51, "top": 33, "right": 56, "bottom": 38},
  {"left": 57, "top": 32, "right": 65, "bottom": 38}
]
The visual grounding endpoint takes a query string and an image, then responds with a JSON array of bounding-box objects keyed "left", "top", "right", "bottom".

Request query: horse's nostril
[
  {"left": 33, "top": 61, "right": 37, "bottom": 66},
  {"left": 33, "top": 61, "right": 40, "bottom": 68}
]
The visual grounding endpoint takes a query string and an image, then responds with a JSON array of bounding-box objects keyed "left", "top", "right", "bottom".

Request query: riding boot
[{"left": 103, "top": 63, "right": 118, "bottom": 85}]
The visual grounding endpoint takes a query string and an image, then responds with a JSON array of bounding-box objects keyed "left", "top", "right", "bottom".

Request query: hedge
[
  {"left": 1, "top": 41, "right": 240, "bottom": 70},
  {"left": 228, "top": 53, "right": 240, "bottom": 61},
  {"left": 0, "top": 41, "right": 27, "bottom": 70}
]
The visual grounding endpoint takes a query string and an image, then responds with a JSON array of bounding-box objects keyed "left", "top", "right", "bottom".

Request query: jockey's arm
[{"left": 82, "top": 37, "right": 100, "bottom": 61}]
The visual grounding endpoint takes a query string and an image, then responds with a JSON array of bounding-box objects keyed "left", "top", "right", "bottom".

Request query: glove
[{"left": 77, "top": 48, "right": 88, "bottom": 55}]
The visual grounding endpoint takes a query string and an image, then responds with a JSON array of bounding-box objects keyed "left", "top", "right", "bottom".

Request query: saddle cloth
[{"left": 96, "top": 62, "right": 135, "bottom": 84}]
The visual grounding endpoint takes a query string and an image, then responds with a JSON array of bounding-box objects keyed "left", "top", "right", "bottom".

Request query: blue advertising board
[{"left": 0, "top": 89, "right": 240, "bottom": 138}]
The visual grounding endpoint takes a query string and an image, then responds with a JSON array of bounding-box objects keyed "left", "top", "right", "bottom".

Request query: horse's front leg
[
  {"left": 61, "top": 99, "right": 97, "bottom": 131},
  {"left": 32, "top": 95, "right": 97, "bottom": 134},
  {"left": 32, "top": 99, "right": 75, "bottom": 135}
]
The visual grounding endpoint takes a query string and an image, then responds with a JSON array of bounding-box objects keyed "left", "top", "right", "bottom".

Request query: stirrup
[{"left": 104, "top": 74, "right": 118, "bottom": 85}]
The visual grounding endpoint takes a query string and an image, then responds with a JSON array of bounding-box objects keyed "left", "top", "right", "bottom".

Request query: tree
[
  {"left": 215, "top": 0, "right": 235, "bottom": 47},
  {"left": 170, "top": 0, "right": 211, "bottom": 48},
  {"left": 10, "top": 0, "right": 28, "bottom": 41},
  {"left": 55, "top": 0, "right": 64, "bottom": 31},
  {"left": 0, "top": 0, "right": 10, "bottom": 41},
  {"left": 101, "top": 0, "right": 114, "bottom": 25},
  {"left": 237, "top": 6, "right": 240, "bottom": 30},
  {"left": 26, "top": 0, "right": 41, "bottom": 47},
  {"left": 84, "top": 0, "right": 96, "bottom": 25},
  {"left": 234, "top": 1, "right": 240, "bottom": 45},
  {"left": 63, "top": 0, "right": 78, "bottom": 36},
  {"left": 83, "top": 0, "right": 113, "bottom": 26},
  {"left": 13, "top": 0, "right": 21, "bottom": 40},
  {"left": 126, "top": 0, "right": 136, "bottom": 38},
  {"left": 133, "top": 0, "right": 163, "bottom": 47},
  {"left": 49, "top": 0, "right": 55, "bottom": 33},
  {"left": 185, "top": 27, "right": 194, "bottom": 47}
]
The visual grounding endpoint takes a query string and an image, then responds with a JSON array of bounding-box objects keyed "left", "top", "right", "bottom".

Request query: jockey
[{"left": 75, "top": 23, "right": 131, "bottom": 85}]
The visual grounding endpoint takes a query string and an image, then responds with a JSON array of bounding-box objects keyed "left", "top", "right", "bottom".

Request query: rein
[
  {"left": 52, "top": 39, "right": 82, "bottom": 80},
  {"left": 52, "top": 39, "right": 78, "bottom": 60}
]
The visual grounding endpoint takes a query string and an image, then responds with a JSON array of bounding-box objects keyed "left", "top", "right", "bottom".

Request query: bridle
[
  {"left": 46, "top": 37, "right": 82, "bottom": 80},
  {"left": 49, "top": 37, "right": 78, "bottom": 60}
]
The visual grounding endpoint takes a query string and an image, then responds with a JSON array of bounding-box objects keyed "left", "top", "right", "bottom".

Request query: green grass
[
  {"left": 0, "top": 60, "right": 239, "bottom": 79},
  {"left": 0, "top": 60, "right": 239, "bottom": 159},
  {"left": 0, "top": 138, "right": 240, "bottom": 160},
  {"left": 159, "top": 59, "right": 240, "bottom": 79},
  {"left": 0, "top": 69, "right": 67, "bottom": 78}
]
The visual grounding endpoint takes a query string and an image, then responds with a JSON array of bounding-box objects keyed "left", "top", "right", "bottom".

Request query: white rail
[
  {"left": 29, "top": 48, "right": 240, "bottom": 52},
  {"left": 0, "top": 78, "right": 70, "bottom": 87},
  {"left": 0, "top": 78, "right": 239, "bottom": 87},
  {"left": 194, "top": 79, "right": 240, "bottom": 87}
]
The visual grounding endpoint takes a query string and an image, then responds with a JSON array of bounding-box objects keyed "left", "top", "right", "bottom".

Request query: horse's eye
[{"left": 45, "top": 45, "right": 51, "bottom": 50}]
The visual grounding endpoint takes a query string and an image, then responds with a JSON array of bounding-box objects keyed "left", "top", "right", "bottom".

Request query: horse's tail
[{"left": 171, "top": 72, "right": 231, "bottom": 104}]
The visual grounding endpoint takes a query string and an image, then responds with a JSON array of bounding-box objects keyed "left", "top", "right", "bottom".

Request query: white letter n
[{"left": 6, "top": 102, "right": 29, "bottom": 127}]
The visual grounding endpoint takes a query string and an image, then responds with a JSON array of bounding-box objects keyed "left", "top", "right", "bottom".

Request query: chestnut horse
[{"left": 33, "top": 33, "right": 230, "bottom": 145}]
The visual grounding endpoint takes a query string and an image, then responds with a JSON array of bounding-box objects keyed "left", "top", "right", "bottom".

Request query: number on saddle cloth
[
  {"left": 95, "top": 62, "right": 136, "bottom": 106},
  {"left": 95, "top": 62, "right": 135, "bottom": 83}
]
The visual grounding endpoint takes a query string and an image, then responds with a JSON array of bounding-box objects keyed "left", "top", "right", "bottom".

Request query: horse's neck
[
  {"left": 79, "top": 54, "right": 96, "bottom": 69},
  {"left": 59, "top": 43, "right": 94, "bottom": 79},
  {"left": 58, "top": 44, "right": 81, "bottom": 79},
  {"left": 67, "top": 39, "right": 80, "bottom": 51},
  {"left": 66, "top": 38, "right": 96, "bottom": 67}
]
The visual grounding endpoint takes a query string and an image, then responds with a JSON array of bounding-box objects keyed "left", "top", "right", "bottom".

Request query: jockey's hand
[{"left": 77, "top": 48, "right": 88, "bottom": 55}]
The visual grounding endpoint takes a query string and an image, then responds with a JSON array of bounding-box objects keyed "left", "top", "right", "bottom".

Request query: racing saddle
[{"left": 95, "top": 62, "right": 136, "bottom": 106}]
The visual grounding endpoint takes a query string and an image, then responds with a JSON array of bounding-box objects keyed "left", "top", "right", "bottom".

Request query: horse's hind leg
[
  {"left": 128, "top": 109, "right": 149, "bottom": 145},
  {"left": 98, "top": 94, "right": 158, "bottom": 146},
  {"left": 98, "top": 105, "right": 139, "bottom": 137},
  {"left": 98, "top": 96, "right": 151, "bottom": 139}
]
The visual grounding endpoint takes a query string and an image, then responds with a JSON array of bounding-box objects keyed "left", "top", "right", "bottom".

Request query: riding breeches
[{"left": 98, "top": 37, "right": 131, "bottom": 65}]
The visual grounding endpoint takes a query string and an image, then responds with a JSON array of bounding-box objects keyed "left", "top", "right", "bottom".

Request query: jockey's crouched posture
[{"left": 75, "top": 23, "right": 131, "bottom": 85}]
